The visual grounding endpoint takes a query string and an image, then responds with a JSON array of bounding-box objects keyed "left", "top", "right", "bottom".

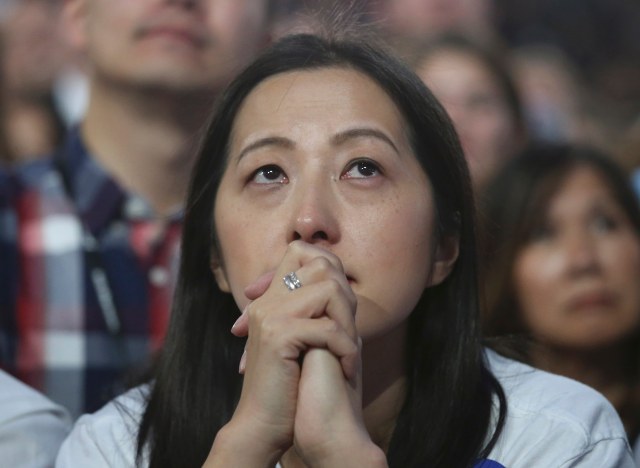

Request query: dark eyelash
[
  {"left": 250, "top": 164, "right": 283, "bottom": 181},
  {"left": 348, "top": 159, "right": 382, "bottom": 176}
]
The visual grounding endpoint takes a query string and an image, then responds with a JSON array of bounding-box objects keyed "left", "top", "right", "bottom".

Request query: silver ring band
[{"left": 283, "top": 271, "right": 302, "bottom": 291}]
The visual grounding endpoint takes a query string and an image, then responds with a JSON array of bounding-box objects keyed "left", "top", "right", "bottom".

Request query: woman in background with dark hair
[
  {"left": 480, "top": 143, "right": 640, "bottom": 462},
  {"left": 57, "top": 35, "right": 632, "bottom": 467}
]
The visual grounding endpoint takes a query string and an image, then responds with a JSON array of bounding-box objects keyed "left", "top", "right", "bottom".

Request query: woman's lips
[
  {"left": 142, "top": 27, "right": 202, "bottom": 47},
  {"left": 567, "top": 291, "right": 616, "bottom": 312}
]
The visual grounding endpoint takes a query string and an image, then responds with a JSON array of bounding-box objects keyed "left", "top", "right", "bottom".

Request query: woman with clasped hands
[{"left": 56, "top": 33, "right": 634, "bottom": 467}]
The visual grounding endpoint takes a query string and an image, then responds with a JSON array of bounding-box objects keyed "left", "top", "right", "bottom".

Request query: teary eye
[
  {"left": 251, "top": 165, "right": 287, "bottom": 184},
  {"left": 343, "top": 159, "right": 380, "bottom": 179},
  {"left": 591, "top": 213, "right": 618, "bottom": 233}
]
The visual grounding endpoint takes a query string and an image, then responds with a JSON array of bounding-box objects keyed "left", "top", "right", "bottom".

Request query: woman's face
[
  {"left": 416, "top": 48, "right": 518, "bottom": 189},
  {"left": 513, "top": 166, "right": 640, "bottom": 350},
  {"left": 213, "top": 67, "right": 456, "bottom": 341}
]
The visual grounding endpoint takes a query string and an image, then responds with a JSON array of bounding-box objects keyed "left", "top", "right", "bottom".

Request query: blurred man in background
[{"left": 0, "top": 0, "right": 270, "bottom": 417}]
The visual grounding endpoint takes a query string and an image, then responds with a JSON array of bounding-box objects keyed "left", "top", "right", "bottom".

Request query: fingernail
[
  {"left": 231, "top": 315, "right": 242, "bottom": 332},
  {"left": 231, "top": 308, "right": 247, "bottom": 333},
  {"left": 238, "top": 350, "right": 247, "bottom": 374}
]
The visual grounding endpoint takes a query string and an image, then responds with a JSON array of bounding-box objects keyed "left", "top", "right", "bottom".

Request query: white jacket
[{"left": 56, "top": 349, "right": 635, "bottom": 467}]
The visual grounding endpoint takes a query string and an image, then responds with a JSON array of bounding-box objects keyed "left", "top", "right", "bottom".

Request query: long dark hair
[{"left": 137, "top": 33, "right": 506, "bottom": 467}]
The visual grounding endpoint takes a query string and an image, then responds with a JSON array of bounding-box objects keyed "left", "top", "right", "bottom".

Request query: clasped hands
[{"left": 205, "top": 241, "right": 387, "bottom": 467}]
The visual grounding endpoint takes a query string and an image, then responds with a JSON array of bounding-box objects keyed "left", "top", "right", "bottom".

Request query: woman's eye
[
  {"left": 343, "top": 160, "right": 380, "bottom": 179},
  {"left": 528, "top": 224, "right": 555, "bottom": 243},
  {"left": 592, "top": 214, "right": 617, "bottom": 233},
  {"left": 251, "top": 165, "right": 287, "bottom": 184}
]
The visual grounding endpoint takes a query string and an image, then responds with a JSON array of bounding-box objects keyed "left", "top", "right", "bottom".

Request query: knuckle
[
  {"left": 247, "top": 303, "right": 277, "bottom": 334},
  {"left": 288, "top": 239, "right": 306, "bottom": 255},
  {"left": 323, "top": 319, "right": 341, "bottom": 335},
  {"left": 245, "top": 303, "right": 260, "bottom": 322},
  {"left": 311, "top": 256, "right": 333, "bottom": 275},
  {"left": 325, "top": 277, "right": 343, "bottom": 294},
  {"left": 259, "top": 317, "right": 280, "bottom": 342}
]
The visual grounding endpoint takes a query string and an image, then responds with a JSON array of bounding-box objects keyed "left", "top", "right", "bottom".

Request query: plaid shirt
[{"left": 0, "top": 129, "right": 181, "bottom": 417}]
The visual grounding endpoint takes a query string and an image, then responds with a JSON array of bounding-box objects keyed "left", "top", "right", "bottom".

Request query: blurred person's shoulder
[
  {"left": 485, "top": 348, "right": 635, "bottom": 466},
  {"left": 56, "top": 385, "right": 150, "bottom": 467},
  {"left": 0, "top": 370, "right": 72, "bottom": 468}
]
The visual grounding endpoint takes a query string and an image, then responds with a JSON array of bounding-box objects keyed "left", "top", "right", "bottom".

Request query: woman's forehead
[
  {"left": 236, "top": 67, "right": 404, "bottom": 124},
  {"left": 229, "top": 67, "right": 411, "bottom": 153}
]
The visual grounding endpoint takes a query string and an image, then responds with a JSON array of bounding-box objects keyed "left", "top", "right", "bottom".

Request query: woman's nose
[
  {"left": 289, "top": 183, "right": 340, "bottom": 244},
  {"left": 564, "top": 232, "right": 600, "bottom": 276}
]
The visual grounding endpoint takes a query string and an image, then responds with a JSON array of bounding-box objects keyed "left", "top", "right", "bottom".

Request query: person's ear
[
  {"left": 427, "top": 234, "right": 460, "bottom": 287},
  {"left": 62, "top": 0, "right": 89, "bottom": 50},
  {"left": 210, "top": 254, "right": 231, "bottom": 293}
]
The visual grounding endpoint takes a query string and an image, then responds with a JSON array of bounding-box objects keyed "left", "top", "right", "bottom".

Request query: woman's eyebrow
[
  {"left": 235, "top": 128, "right": 399, "bottom": 163},
  {"left": 331, "top": 127, "right": 400, "bottom": 155},
  {"left": 589, "top": 197, "right": 624, "bottom": 214},
  {"left": 236, "top": 136, "right": 295, "bottom": 164}
]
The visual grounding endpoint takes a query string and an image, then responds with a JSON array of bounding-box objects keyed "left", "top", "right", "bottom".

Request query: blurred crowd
[
  {"left": 1, "top": 0, "right": 637, "bottom": 186},
  {"left": 0, "top": 0, "right": 638, "bottom": 172},
  {"left": 1, "top": 0, "right": 640, "bottom": 465},
  {"left": 273, "top": 0, "right": 640, "bottom": 182}
]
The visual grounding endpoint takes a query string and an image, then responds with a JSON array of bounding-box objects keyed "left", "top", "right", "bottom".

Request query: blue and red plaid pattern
[{"left": 0, "top": 129, "right": 181, "bottom": 417}]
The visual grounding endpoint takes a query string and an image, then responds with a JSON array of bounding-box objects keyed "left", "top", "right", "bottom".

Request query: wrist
[
  {"left": 302, "top": 440, "right": 387, "bottom": 468},
  {"left": 204, "top": 422, "right": 284, "bottom": 468},
  {"left": 342, "top": 443, "right": 387, "bottom": 468}
]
